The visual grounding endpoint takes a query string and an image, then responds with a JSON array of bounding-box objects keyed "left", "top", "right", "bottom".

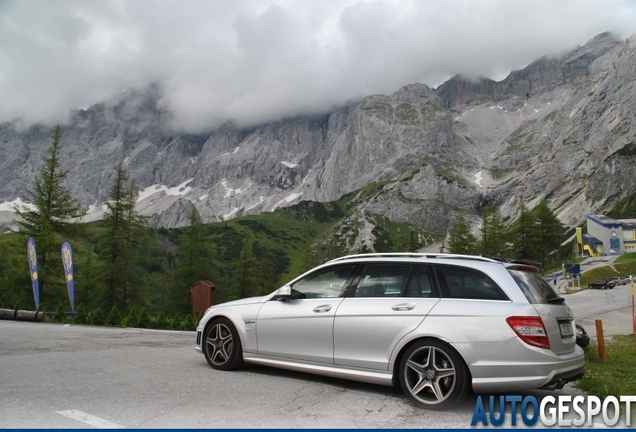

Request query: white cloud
[{"left": 0, "top": 0, "right": 635, "bottom": 133}]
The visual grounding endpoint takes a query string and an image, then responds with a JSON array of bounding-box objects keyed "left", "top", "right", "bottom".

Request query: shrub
[
  {"left": 74, "top": 303, "right": 89, "bottom": 324},
  {"left": 0, "top": 298, "right": 3, "bottom": 308},
  {"left": 124, "top": 307, "right": 138, "bottom": 328},
  {"left": 170, "top": 315, "right": 182, "bottom": 330},
  {"left": 91, "top": 307, "right": 105, "bottom": 325},
  {"left": 53, "top": 304, "right": 66, "bottom": 323},
  {"left": 155, "top": 311, "right": 167, "bottom": 329},
  {"left": 13, "top": 301, "right": 22, "bottom": 312},
  {"left": 181, "top": 314, "right": 195, "bottom": 331},
  {"left": 138, "top": 308, "right": 150, "bottom": 328},
  {"left": 106, "top": 305, "right": 122, "bottom": 326}
]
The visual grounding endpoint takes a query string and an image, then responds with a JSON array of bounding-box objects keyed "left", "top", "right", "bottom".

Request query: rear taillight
[{"left": 506, "top": 316, "right": 550, "bottom": 349}]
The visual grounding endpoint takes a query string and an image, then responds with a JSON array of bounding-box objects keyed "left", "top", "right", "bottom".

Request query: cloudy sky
[{"left": 1, "top": 0, "right": 635, "bottom": 133}]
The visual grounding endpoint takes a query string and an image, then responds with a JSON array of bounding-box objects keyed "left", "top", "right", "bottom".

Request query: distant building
[{"left": 586, "top": 214, "right": 636, "bottom": 255}]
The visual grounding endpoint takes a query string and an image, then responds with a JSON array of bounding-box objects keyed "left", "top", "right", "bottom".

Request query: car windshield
[{"left": 508, "top": 269, "right": 561, "bottom": 304}]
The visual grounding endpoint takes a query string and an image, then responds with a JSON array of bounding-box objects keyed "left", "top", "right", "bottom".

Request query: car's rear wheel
[
  {"left": 398, "top": 339, "right": 469, "bottom": 410},
  {"left": 203, "top": 318, "right": 244, "bottom": 370}
]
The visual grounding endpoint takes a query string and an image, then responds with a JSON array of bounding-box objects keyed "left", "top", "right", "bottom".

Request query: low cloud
[{"left": 1, "top": 0, "right": 635, "bottom": 133}]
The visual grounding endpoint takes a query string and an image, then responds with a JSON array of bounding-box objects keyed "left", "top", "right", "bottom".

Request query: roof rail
[{"left": 326, "top": 253, "right": 501, "bottom": 263}]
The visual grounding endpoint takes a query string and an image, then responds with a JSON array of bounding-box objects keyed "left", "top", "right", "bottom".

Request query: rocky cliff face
[{"left": 1, "top": 32, "right": 635, "bottom": 236}]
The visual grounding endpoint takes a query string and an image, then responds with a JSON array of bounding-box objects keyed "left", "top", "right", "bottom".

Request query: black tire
[
  {"left": 398, "top": 339, "right": 470, "bottom": 410},
  {"left": 203, "top": 317, "right": 244, "bottom": 370}
]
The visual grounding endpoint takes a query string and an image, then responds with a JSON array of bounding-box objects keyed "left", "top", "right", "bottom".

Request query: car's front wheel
[
  {"left": 398, "top": 339, "right": 470, "bottom": 410},
  {"left": 203, "top": 318, "right": 244, "bottom": 370}
]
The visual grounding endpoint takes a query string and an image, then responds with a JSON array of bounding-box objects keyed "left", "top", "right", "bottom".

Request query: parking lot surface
[{"left": 1, "top": 279, "right": 632, "bottom": 430}]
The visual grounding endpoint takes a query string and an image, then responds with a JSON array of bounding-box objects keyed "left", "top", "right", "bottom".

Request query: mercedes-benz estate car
[{"left": 195, "top": 253, "right": 585, "bottom": 410}]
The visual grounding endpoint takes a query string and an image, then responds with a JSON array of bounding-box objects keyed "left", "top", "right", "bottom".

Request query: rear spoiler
[{"left": 504, "top": 263, "right": 541, "bottom": 273}]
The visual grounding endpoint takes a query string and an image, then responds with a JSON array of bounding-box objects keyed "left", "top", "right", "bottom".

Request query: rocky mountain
[{"left": 1, "top": 32, "right": 635, "bottom": 244}]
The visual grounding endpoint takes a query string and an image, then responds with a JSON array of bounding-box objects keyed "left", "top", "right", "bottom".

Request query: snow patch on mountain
[
  {"left": 137, "top": 179, "right": 194, "bottom": 202},
  {"left": 221, "top": 179, "right": 251, "bottom": 197}
]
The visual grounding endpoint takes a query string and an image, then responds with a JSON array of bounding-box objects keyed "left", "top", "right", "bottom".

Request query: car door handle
[
  {"left": 313, "top": 304, "right": 332, "bottom": 313},
  {"left": 392, "top": 303, "right": 415, "bottom": 311}
]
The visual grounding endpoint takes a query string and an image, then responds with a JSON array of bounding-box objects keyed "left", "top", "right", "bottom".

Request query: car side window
[
  {"left": 404, "top": 265, "right": 437, "bottom": 298},
  {"left": 433, "top": 265, "right": 508, "bottom": 301},
  {"left": 354, "top": 263, "right": 413, "bottom": 297},
  {"left": 290, "top": 265, "right": 356, "bottom": 299}
]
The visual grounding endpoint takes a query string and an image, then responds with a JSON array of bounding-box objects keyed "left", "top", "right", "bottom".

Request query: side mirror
[{"left": 274, "top": 285, "right": 292, "bottom": 301}]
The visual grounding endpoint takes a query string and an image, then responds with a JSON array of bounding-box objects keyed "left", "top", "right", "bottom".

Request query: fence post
[{"left": 595, "top": 319, "right": 606, "bottom": 364}]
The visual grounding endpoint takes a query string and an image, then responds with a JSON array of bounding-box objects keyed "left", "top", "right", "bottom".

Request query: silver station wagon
[{"left": 195, "top": 253, "right": 585, "bottom": 410}]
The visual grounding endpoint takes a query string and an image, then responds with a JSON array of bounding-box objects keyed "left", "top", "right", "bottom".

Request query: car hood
[{"left": 210, "top": 295, "right": 266, "bottom": 309}]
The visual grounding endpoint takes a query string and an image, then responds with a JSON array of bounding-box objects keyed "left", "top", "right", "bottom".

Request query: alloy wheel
[{"left": 403, "top": 345, "right": 457, "bottom": 406}]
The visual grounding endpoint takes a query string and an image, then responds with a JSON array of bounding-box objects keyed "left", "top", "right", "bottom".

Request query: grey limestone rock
[{"left": 1, "top": 32, "right": 635, "bottom": 238}]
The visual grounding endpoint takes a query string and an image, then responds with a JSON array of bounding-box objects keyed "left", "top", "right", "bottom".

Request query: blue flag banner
[
  {"left": 61, "top": 241, "right": 75, "bottom": 312},
  {"left": 27, "top": 237, "right": 40, "bottom": 309}
]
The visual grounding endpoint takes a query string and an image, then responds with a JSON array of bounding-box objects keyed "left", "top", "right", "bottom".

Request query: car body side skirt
[{"left": 242, "top": 353, "right": 394, "bottom": 386}]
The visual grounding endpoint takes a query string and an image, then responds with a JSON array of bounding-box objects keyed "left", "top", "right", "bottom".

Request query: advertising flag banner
[
  {"left": 27, "top": 237, "right": 40, "bottom": 309},
  {"left": 576, "top": 227, "right": 583, "bottom": 244},
  {"left": 61, "top": 241, "right": 75, "bottom": 312}
]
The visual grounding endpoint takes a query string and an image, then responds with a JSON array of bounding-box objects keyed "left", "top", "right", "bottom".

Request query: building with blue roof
[{"left": 586, "top": 214, "right": 636, "bottom": 255}]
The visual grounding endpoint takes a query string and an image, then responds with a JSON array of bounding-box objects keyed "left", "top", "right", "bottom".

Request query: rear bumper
[
  {"left": 538, "top": 367, "right": 585, "bottom": 390},
  {"left": 462, "top": 341, "right": 586, "bottom": 394}
]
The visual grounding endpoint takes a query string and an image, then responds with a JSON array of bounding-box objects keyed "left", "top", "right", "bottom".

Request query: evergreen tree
[
  {"left": 479, "top": 206, "right": 507, "bottom": 257},
  {"left": 181, "top": 313, "right": 196, "bottom": 331},
  {"left": 251, "top": 241, "right": 289, "bottom": 296},
  {"left": 138, "top": 308, "right": 150, "bottom": 328},
  {"left": 233, "top": 233, "right": 258, "bottom": 299},
  {"left": 91, "top": 307, "right": 105, "bottom": 325},
  {"left": 53, "top": 304, "right": 66, "bottom": 323},
  {"left": 106, "top": 305, "right": 122, "bottom": 326},
  {"left": 510, "top": 201, "right": 540, "bottom": 261},
  {"left": 124, "top": 306, "right": 138, "bottom": 328},
  {"left": 13, "top": 125, "right": 86, "bottom": 308},
  {"left": 447, "top": 214, "right": 477, "bottom": 254},
  {"left": 533, "top": 200, "right": 567, "bottom": 268},
  {"left": 408, "top": 230, "right": 419, "bottom": 252},
  {"left": 0, "top": 237, "right": 32, "bottom": 308},
  {"left": 73, "top": 303, "right": 89, "bottom": 324},
  {"left": 97, "top": 163, "right": 149, "bottom": 312},
  {"left": 76, "top": 250, "right": 98, "bottom": 310},
  {"left": 171, "top": 208, "right": 215, "bottom": 314},
  {"left": 155, "top": 311, "right": 167, "bottom": 329}
]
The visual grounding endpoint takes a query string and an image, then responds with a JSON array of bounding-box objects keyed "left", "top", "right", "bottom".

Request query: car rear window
[{"left": 509, "top": 269, "right": 561, "bottom": 304}]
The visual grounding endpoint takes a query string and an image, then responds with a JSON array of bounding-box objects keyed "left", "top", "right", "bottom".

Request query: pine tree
[
  {"left": 73, "top": 303, "right": 89, "bottom": 324},
  {"left": 447, "top": 214, "right": 477, "bottom": 254},
  {"left": 233, "top": 232, "right": 258, "bottom": 299},
  {"left": 479, "top": 206, "right": 507, "bottom": 257},
  {"left": 106, "top": 305, "right": 122, "bottom": 327},
  {"left": 510, "top": 201, "right": 540, "bottom": 261},
  {"left": 171, "top": 208, "right": 215, "bottom": 314},
  {"left": 91, "top": 307, "right": 105, "bottom": 325},
  {"left": 14, "top": 125, "right": 86, "bottom": 308},
  {"left": 533, "top": 200, "right": 567, "bottom": 268},
  {"left": 252, "top": 241, "right": 280, "bottom": 296},
  {"left": 408, "top": 230, "right": 419, "bottom": 252},
  {"left": 97, "top": 163, "right": 149, "bottom": 312}
]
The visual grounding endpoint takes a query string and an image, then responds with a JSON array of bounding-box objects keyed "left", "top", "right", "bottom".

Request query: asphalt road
[
  {"left": 0, "top": 321, "right": 487, "bottom": 428},
  {"left": 1, "top": 280, "right": 632, "bottom": 430}
]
